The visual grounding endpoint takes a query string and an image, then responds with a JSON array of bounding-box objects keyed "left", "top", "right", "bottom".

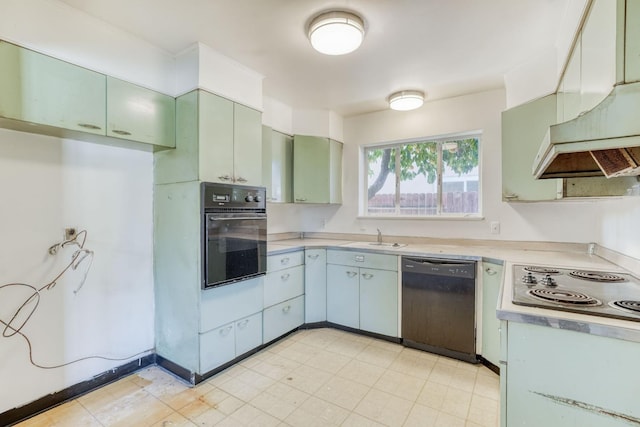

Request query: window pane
[
  {"left": 366, "top": 148, "right": 396, "bottom": 215},
  {"left": 441, "top": 139, "right": 479, "bottom": 214},
  {"left": 399, "top": 142, "right": 438, "bottom": 216}
]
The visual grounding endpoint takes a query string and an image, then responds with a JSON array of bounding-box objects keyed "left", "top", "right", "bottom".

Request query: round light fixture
[
  {"left": 388, "top": 90, "right": 425, "bottom": 111},
  {"left": 308, "top": 11, "right": 365, "bottom": 55}
]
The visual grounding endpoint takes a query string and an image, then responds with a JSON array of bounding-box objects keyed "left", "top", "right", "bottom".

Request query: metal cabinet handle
[
  {"left": 355, "top": 255, "right": 365, "bottom": 262},
  {"left": 361, "top": 273, "right": 374, "bottom": 280},
  {"left": 282, "top": 305, "right": 291, "bottom": 313},
  {"left": 280, "top": 257, "right": 290, "bottom": 265},
  {"left": 78, "top": 123, "right": 102, "bottom": 130},
  {"left": 346, "top": 271, "right": 358, "bottom": 278},
  {"left": 112, "top": 129, "right": 132, "bottom": 136},
  {"left": 219, "top": 325, "right": 233, "bottom": 336},
  {"left": 237, "top": 319, "right": 249, "bottom": 329},
  {"left": 236, "top": 176, "right": 248, "bottom": 183},
  {"left": 485, "top": 268, "right": 497, "bottom": 276},
  {"left": 218, "top": 175, "right": 232, "bottom": 181},
  {"left": 281, "top": 273, "right": 290, "bottom": 281},
  {"left": 307, "top": 254, "right": 319, "bottom": 260},
  {"left": 295, "top": 197, "right": 307, "bottom": 202},
  {"left": 503, "top": 193, "right": 519, "bottom": 200}
]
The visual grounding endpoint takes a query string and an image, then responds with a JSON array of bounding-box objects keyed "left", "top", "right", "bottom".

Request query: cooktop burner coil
[
  {"left": 609, "top": 300, "right": 640, "bottom": 314},
  {"left": 526, "top": 288, "right": 602, "bottom": 306},
  {"left": 569, "top": 270, "right": 626, "bottom": 283},
  {"left": 523, "top": 266, "right": 561, "bottom": 275}
]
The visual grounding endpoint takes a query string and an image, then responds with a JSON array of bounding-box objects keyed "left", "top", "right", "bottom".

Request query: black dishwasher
[{"left": 401, "top": 257, "right": 477, "bottom": 363}]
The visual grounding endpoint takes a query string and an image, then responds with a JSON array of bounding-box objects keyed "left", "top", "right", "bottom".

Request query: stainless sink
[{"left": 368, "top": 242, "right": 407, "bottom": 248}]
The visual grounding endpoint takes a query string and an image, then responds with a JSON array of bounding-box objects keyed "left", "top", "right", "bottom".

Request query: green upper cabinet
[
  {"left": 106, "top": 77, "right": 175, "bottom": 148},
  {"left": 157, "top": 90, "right": 262, "bottom": 186},
  {"left": 501, "top": 95, "right": 562, "bottom": 201},
  {"left": 293, "top": 135, "right": 343, "bottom": 204},
  {"left": 262, "top": 126, "right": 293, "bottom": 203},
  {"left": 0, "top": 40, "right": 105, "bottom": 134}
]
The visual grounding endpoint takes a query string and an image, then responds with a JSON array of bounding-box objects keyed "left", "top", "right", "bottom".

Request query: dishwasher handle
[{"left": 402, "top": 257, "right": 476, "bottom": 279}]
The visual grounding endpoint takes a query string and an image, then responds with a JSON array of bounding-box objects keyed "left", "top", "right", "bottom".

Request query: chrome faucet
[{"left": 377, "top": 228, "right": 382, "bottom": 244}]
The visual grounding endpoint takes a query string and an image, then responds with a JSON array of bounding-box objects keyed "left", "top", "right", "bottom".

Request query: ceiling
[{"left": 58, "top": 0, "right": 570, "bottom": 117}]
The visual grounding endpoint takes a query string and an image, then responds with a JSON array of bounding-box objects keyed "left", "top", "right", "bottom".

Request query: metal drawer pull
[
  {"left": 355, "top": 255, "right": 365, "bottom": 262},
  {"left": 219, "top": 175, "right": 232, "bottom": 181},
  {"left": 485, "top": 268, "right": 497, "bottom": 276},
  {"left": 347, "top": 271, "right": 358, "bottom": 278},
  {"left": 282, "top": 305, "right": 291, "bottom": 313},
  {"left": 219, "top": 325, "right": 233, "bottom": 336},
  {"left": 280, "top": 257, "right": 290, "bottom": 265},
  {"left": 77, "top": 123, "right": 101, "bottom": 130},
  {"left": 236, "top": 177, "right": 247, "bottom": 183},
  {"left": 281, "top": 273, "right": 290, "bottom": 281},
  {"left": 308, "top": 254, "right": 319, "bottom": 260},
  {"left": 295, "top": 197, "right": 307, "bottom": 202},
  {"left": 112, "top": 129, "right": 132, "bottom": 136},
  {"left": 237, "top": 319, "right": 249, "bottom": 329},
  {"left": 361, "top": 273, "right": 374, "bottom": 280}
]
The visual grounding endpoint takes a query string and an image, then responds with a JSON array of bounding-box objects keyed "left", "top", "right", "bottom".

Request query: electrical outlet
[
  {"left": 65, "top": 227, "right": 77, "bottom": 240},
  {"left": 490, "top": 221, "right": 500, "bottom": 235}
]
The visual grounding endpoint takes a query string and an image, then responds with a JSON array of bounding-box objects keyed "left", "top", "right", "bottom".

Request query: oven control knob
[
  {"left": 245, "top": 195, "right": 254, "bottom": 202},
  {"left": 541, "top": 274, "right": 557, "bottom": 287},
  {"left": 522, "top": 272, "right": 537, "bottom": 285},
  {"left": 254, "top": 195, "right": 262, "bottom": 202}
]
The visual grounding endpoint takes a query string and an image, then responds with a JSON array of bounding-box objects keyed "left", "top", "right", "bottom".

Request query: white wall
[
  {"left": 0, "top": 0, "right": 157, "bottom": 414},
  {"left": 0, "top": 129, "right": 154, "bottom": 413},
  {"left": 270, "top": 89, "right": 625, "bottom": 249}
]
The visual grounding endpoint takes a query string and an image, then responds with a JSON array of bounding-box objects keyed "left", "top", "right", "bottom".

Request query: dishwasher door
[{"left": 401, "top": 257, "right": 477, "bottom": 363}]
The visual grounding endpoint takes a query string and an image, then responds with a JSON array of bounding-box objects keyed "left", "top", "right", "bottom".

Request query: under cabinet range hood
[{"left": 533, "top": 0, "right": 640, "bottom": 179}]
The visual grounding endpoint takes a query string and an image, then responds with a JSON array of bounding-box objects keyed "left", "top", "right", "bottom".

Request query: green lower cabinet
[
  {"left": 107, "top": 76, "right": 175, "bottom": 147},
  {"left": 293, "top": 135, "right": 342, "bottom": 204},
  {"left": 359, "top": 268, "right": 398, "bottom": 337},
  {"left": 327, "top": 264, "right": 360, "bottom": 329},
  {"left": 0, "top": 40, "right": 106, "bottom": 134},
  {"left": 503, "top": 321, "right": 640, "bottom": 426},
  {"left": 263, "top": 296, "right": 304, "bottom": 343},
  {"left": 481, "top": 261, "right": 503, "bottom": 367},
  {"left": 305, "top": 249, "right": 327, "bottom": 323}
]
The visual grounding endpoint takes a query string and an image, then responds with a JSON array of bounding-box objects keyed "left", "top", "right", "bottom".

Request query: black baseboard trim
[
  {"left": 1, "top": 353, "right": 155, "bottom": 427},
  {"left": 323, "top": 322, "right": 403, "bottom": 344},
  {"left": 477, "top": 355, "right": 500, "bottom": 375},
  {"left": 403, "top": 339, "right": 478, "bottom": 364}
]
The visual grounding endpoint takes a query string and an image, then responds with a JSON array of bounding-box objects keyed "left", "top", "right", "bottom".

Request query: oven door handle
[{"left": 208, "top": 216, "right": 266, "bottom": 221}]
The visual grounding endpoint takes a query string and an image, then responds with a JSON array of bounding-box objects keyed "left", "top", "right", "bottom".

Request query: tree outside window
[{"left": 365, "top": 136, "right": 480, "bottom": 216}]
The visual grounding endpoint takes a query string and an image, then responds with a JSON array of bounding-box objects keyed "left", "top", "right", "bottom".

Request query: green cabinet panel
[
  {"left": 326, "top": 264, "right": 360, "bottom": 329},
  {"left": 199, "top": 91, "right": 234, "bottom": 183},
  {"left": 481, "top": 261, "right": 503, "bottom": 367},
  {"left": 0, "top": 40, "right": 105, "bottom": 134},
  {"left": 359, "top": 268, "right": 398, "bottom": 337},
  {"left": 305, "top": 249, "right": 327, "bottom": 323},
  {"left": 263, "top": 296, "right": 304, "bottom": 343},
  {"left": 262, "top": 126, "right": 293, "bottom": 203},
  {"left": 293, "top": 135, "right": 342, "bottom": 204},
  {"left": 106, "top": 77, "right": 175, "bottom": 147},
  {"left": 502, "top": 95, "right": 562, "bottom": 201},
  {"left": 504, "top": 322, "right": 640, "bottom": 426},
  {"left": 233, "top": 102, "right": 262, "bottom": 185}
]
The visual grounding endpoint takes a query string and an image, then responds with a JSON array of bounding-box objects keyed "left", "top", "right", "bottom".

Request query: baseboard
[
  {"left": 477, "top": 355, "right": 500, "bottom": 375},
  {"left": 1, "top": 354, "right": 155, "bottom": 427}
]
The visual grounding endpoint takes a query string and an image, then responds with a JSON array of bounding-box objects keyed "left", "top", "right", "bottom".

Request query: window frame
[{"left": 360, "top": 132, "right": 482, "bottom": 219}]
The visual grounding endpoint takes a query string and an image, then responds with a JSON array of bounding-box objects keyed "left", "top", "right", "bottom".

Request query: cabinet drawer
[
  {"left": 235, "top": 312, "right": 263, "bottom": 356},
  {"left": 267, "top": 251, "right": 304, "bottom": 272},
  {"left": 327, "top": 250, "right": 398, "bottom": 271},
  {"left": 264, "top": 265, "right": 304, "bottom": 307},
  {"left": 263, "top": 296, "right": 304, "bottom": 343},
  {"left": 200, "top": 276, "right": 263, "bottom": 332},
  {"left": 200, "top": 322, "right": 235, "bottom": 373}
]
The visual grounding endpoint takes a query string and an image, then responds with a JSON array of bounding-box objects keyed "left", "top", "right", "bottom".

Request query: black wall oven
[{"left": 201, "top": 182, "right": 267, "bottom": 289}]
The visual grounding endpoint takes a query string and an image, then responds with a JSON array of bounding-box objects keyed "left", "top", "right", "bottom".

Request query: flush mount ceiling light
[
  {"left": 388, "top": 90, "right": 425, "bottom": 111},
  {"left": 308, "top": 11, "right": 365, "bottom": 55}
]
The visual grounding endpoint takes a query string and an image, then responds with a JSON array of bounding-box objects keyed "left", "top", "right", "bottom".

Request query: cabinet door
[
  {"left": 261, "top": 125, "right": 273, "bottom": 197},
  {"left": 264, "top": 265, "right": 304, "bottom": 308},
  {"left": 481, "top": 261, "right": 503, "bottom": 367},
  {"left": 263, "top": 296, "right": 304, "bottom": 343},
  {"left": 200, "top": 322, "right": 235, "bottom": 373},
  {"left": 199, "top": 91, "right": 234, "bottom": 183},
  {"left": 305, "top": 249, "right": 327, "bottom": 323},
  {"left": 329, "top": 139, "right": 343, "bottom": 204},
  {"left": 359, "top": 268, "right": 398, "bottom": 337},
  {"left": 106, "top": 77, "right": 175, "bottom": 147},
  {"left": 264, "top": 129, "right": 293, "bottom": 203},
  {"left": 293, "top": 135, "right": 330, "bottom": 203},
  {"left": 235, "top": 312, "right": 263, "bottom": 355},
  {"left": 233, "top": 103, "right": 262, "bottom": 185},
  {"left": 200, "top": 276, "right": 263, "bottom": 333},
  {"left": 326, "top": 264, "right": 359, "bottom": 329},
  {"left": 0, "top": 41, "right": 105, "bottom": 134},
  {"left": 501, "top": 95, "right": 562, "bottom": 201}
]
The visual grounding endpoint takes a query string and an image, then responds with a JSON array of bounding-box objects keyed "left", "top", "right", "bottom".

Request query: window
[{"left": 364, "top": 135, "right": 480, "bottom": 217}]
